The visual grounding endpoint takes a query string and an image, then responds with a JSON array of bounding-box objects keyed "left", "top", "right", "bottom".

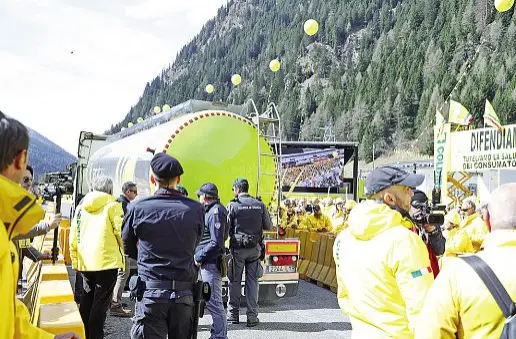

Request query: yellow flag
[
  {"left": 448, "top": 100, "right": 473, "bottom": 125},
  {"left": 484, "top": 99, "right": 503, "bottom": 131}
]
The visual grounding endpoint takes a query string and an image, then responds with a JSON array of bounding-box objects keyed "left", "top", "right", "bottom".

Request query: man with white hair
[
  {"left": 69, "top": 175, "right": 125, "bottom": 339},
  {"left": 416, "top": 183, "right": 516, "bottom": 338}
]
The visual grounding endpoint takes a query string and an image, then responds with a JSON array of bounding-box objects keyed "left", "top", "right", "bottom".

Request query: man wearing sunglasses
[
  {"left": 13, "top": 165, "right": 63, "bottom": 262},
  {"left": 0, "top": 111, "right": 79, "bottom": 339},
  {"left": 459, "top": 199, "right": 488, "bottom": 252},
  {"left": 333, "top": 165, "right": 433, "bottom": 339}
]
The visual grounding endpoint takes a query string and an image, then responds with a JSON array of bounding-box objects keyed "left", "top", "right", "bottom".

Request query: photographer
[{"left": 410, "top": 190, "right": 446, "bottom": 277}]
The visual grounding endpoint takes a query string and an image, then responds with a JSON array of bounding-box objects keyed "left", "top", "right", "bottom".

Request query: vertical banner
[{"left": 434, "top": 123, "right": 452, "bottom": 205}]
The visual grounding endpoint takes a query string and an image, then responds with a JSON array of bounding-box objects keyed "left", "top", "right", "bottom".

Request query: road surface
[{"left": 100, "top": 280, "right": 352, "bottom": 339}]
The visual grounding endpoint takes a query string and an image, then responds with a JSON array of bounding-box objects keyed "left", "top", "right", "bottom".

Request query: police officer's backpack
[{"left": 461, "top": 256, "right": 516, "bottom": 339}]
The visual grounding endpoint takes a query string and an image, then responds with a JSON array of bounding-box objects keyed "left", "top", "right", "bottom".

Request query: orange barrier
[
  {"left": 307, "top": 233, "right": 327, "bottom": 280},
  {"left": 316, "top": 234, "right": 335, "bottom": 284},
  {"left": 298, "top": 231, "right": 315, "bottom": 279}
]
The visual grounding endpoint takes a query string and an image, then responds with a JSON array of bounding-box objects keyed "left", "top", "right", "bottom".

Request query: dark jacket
[
  {"left": 227, "top": 193, "right": 273, "bottom": 240},
  {"left": 122, "top": 188, "right": 204, "bottom": 286},
  {"left": 117, "top": 195, "right": 131, "bottom": 215},
  {"left": 194, "top": 201, "right": 228, "bottom": 264}
]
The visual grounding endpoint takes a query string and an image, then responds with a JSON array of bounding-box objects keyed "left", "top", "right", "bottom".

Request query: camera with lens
[
  {"left": 413, "top": 204, "right": 445, "bottom": 226},
  {"left": 39, "top": 165, "right": 75, "bottom": 201}
]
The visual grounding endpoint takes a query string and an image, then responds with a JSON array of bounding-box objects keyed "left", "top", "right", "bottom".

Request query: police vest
[{"left": 228, "top": 194, "right": 264, "bottom": 238}]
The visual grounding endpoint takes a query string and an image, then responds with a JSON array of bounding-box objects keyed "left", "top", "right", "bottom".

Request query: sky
[{"left": 0, "top": 0, "right": 228, "bottom": 154}]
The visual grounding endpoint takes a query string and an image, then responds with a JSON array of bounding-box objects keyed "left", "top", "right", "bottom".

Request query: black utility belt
[{"left": 231, "top": 234, "right": 260, "bottom": 249}]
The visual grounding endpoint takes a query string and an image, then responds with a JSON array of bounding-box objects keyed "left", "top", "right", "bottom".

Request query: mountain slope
[
  {"left": 111, "top": 0, "right": 515, "bottom": 161},
  {"left": 28, "top": 128, "right": 77, "bottom": 180}
]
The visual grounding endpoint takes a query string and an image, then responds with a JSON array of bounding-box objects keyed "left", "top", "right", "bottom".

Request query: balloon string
[{"left": 267, "top": 82, "right": 273, "bottom": 104}]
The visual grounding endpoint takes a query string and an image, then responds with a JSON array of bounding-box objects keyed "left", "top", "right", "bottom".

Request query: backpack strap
[{"left": 461, "top": 255, "right": 515, "bottom": 319}]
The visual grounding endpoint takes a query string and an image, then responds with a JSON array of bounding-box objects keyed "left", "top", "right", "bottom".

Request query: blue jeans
[{"left": 201, "top": 263, "right": 227, "bottom": 339}]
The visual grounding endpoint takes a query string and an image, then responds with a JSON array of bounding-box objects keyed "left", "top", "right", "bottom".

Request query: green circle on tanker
[{"left": 165, "top": 113, "right": 277, "bottom": 207}]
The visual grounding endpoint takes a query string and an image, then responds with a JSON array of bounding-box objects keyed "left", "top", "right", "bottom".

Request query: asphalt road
[{"left": 100, "top": 281, "right": 352, "bottom": 339}]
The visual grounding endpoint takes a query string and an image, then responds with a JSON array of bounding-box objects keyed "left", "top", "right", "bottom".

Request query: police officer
[
  {"left": 226, "top": 178, "right": 273, "bottom": 327},
  {"left": 122, "top": 153, "right": 204, "bottom": 339},
  {"left": 194, "top": 183, "right": 229, "bottom": 339}
]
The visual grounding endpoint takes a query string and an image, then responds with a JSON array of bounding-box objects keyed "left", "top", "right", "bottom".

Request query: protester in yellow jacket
[
  {"left": 460, "top": 200, "right": 488, "bottom": 251},
  {"left": 333, "top": 166, "right": 433, "bottom": 339},
  {"left": 300, "top": 205, "right": 332, "bottom": 232},
  {"left": 443, "top": 211, "right": 474, "bottom": 256},
  {"left": 416, "top": 183, "right": 516, "bottom": 339},
  {"left": 69, "top": 175, "right": 124, "bottom": 339},
  {"left": 0, "top": 111, "right": 78, "bottom": 339}
]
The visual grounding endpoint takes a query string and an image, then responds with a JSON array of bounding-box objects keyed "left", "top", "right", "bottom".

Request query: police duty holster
[
  {"left": 192, "top": 280, "right": 211, "bottom": 339},
  {"left": 129, "top": 275, "right": 144, "bottom": 301},
  {"left": 231, "top": 234, "right": 259, "bottom": 249},
  {"left": 217, "top": 248, "right": 231, "bottom": 278}
]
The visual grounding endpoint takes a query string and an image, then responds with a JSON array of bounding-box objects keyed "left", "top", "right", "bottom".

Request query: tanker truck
[{"left": 72, "top": 99, "right": 301, "bottom": 302}]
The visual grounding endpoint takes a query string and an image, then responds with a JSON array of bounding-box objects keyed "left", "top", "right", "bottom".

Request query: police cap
[
  {"left": 196, "top": 182, "right": 219, "bottom": 198},
  {"left": 150, "top": 153, "right": 184, "bottom": 180},
  {"left": 233, "top": 177, "right": 248, "bottom": 187},
  {"left": 365, "top": 165, "right": 424, "bottom": 197}
]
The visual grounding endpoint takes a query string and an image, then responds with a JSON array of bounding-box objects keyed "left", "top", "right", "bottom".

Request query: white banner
[{"left": 450, "top": 124, "right": 516, "bottom": 171}]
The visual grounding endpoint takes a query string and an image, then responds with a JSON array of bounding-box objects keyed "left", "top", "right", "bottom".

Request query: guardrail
[{"left": 21, "top": 209, "right": 85, "bottom": 338}]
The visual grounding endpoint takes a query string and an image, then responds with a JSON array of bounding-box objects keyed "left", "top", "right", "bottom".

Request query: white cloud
[{"left": 0, "top": 0, "right": 227, "bottom": 154}]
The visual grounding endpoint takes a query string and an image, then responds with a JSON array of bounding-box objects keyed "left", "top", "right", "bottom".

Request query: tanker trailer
[{"left": 73, "top": 100, "right": 300, "bottom": 302}]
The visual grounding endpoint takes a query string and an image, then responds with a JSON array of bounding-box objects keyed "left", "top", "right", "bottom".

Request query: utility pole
[{"left": 372, "top": 143, "right": 376, "bottom": 170}]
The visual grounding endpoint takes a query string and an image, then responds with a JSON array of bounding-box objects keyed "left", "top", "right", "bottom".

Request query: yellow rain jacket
[
  {"left": 0, "top": 175, "right": 54, "bottom": 339},
  {"left": 460, "top": 213, "right": 488, "bottom": 252},
  {"left": 416, "top": 230, "right": 516, "bottom": 339},
  {"left": 70, "top": 191, "right": 125, "bottom": 272},
  {"left": 444, "top": 228, "right": 474, "bottom": 256},
  {"left": 333, "top": 201, "right": 434, "bottom": 339},
  {"left": 300, "top": 214, "right": 332, "bottom": 232}
]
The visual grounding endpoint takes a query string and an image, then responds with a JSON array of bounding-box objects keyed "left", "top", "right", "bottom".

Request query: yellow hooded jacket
[
  {"left": 444, "top": 228, "right": 474, "bottom": 256},
  {"left": 69, "top": 191, "right": 125, "bottom": 272},
  {"left": 0, "top": 175, "right": 54, "bottom": 339},
  {"left": 416, "top": 230, "right": 516, "bottom": 339},
  {"left": 333, "top": 201, "right": 434, "bottom": 339},
  {"left": 300, "top": 214, "right": 332, "bottom": 232},
  {"left": 460, "top": 213, "right": 488, "bottom": 252}
]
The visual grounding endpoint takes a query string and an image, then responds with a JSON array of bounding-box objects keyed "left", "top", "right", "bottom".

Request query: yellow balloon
[
  {"left": 206, "top": 84, "right": 214, "bottom": 94},
  {"left": 231, "top": 74, "right": 242, "bottom": 86},
  {"left": 304, "top": 19, "right": 319, "bottom": 36},
  {"left": 153, "top": 106, "right": 161, "bottom": 114},
  {"left": 269, "top": 59, "right": 281, "bottom": 72},
  {"left": 332, "top": 151, "right": 339, "bottom": 158},
  {"left": 495, "top": 0, "right": 514, "bottom": 12},
  {"left": 137, "top": 117, "right": 144, "bottom": 123},
  {"left": 162, "top": 104, "right": 171, "bottom": 111},
  {"left": 128, "top": 122, "right": 134, "bottom": 128}
]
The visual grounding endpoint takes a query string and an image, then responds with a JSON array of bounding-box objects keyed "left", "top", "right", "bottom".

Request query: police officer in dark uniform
[
  {"left": 122, "top": 153, "right": 204, "bottom": 339},
  {"left": 226, "top": 178, "right": 273, "bottom": 327},
  {"left": 194, "top": 183, "right": 229, "bottom": 339}
]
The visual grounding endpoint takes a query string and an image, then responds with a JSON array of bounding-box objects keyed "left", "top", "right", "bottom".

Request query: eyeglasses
[
  {"left": 461, "top": 208, "right": 471, "bottom": 212},
  {"left": 22, "top": 176, "right": 32, "bottom": 184},
  {"left": 130, "top": 190, "right": 138, "bottom": 194}
]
